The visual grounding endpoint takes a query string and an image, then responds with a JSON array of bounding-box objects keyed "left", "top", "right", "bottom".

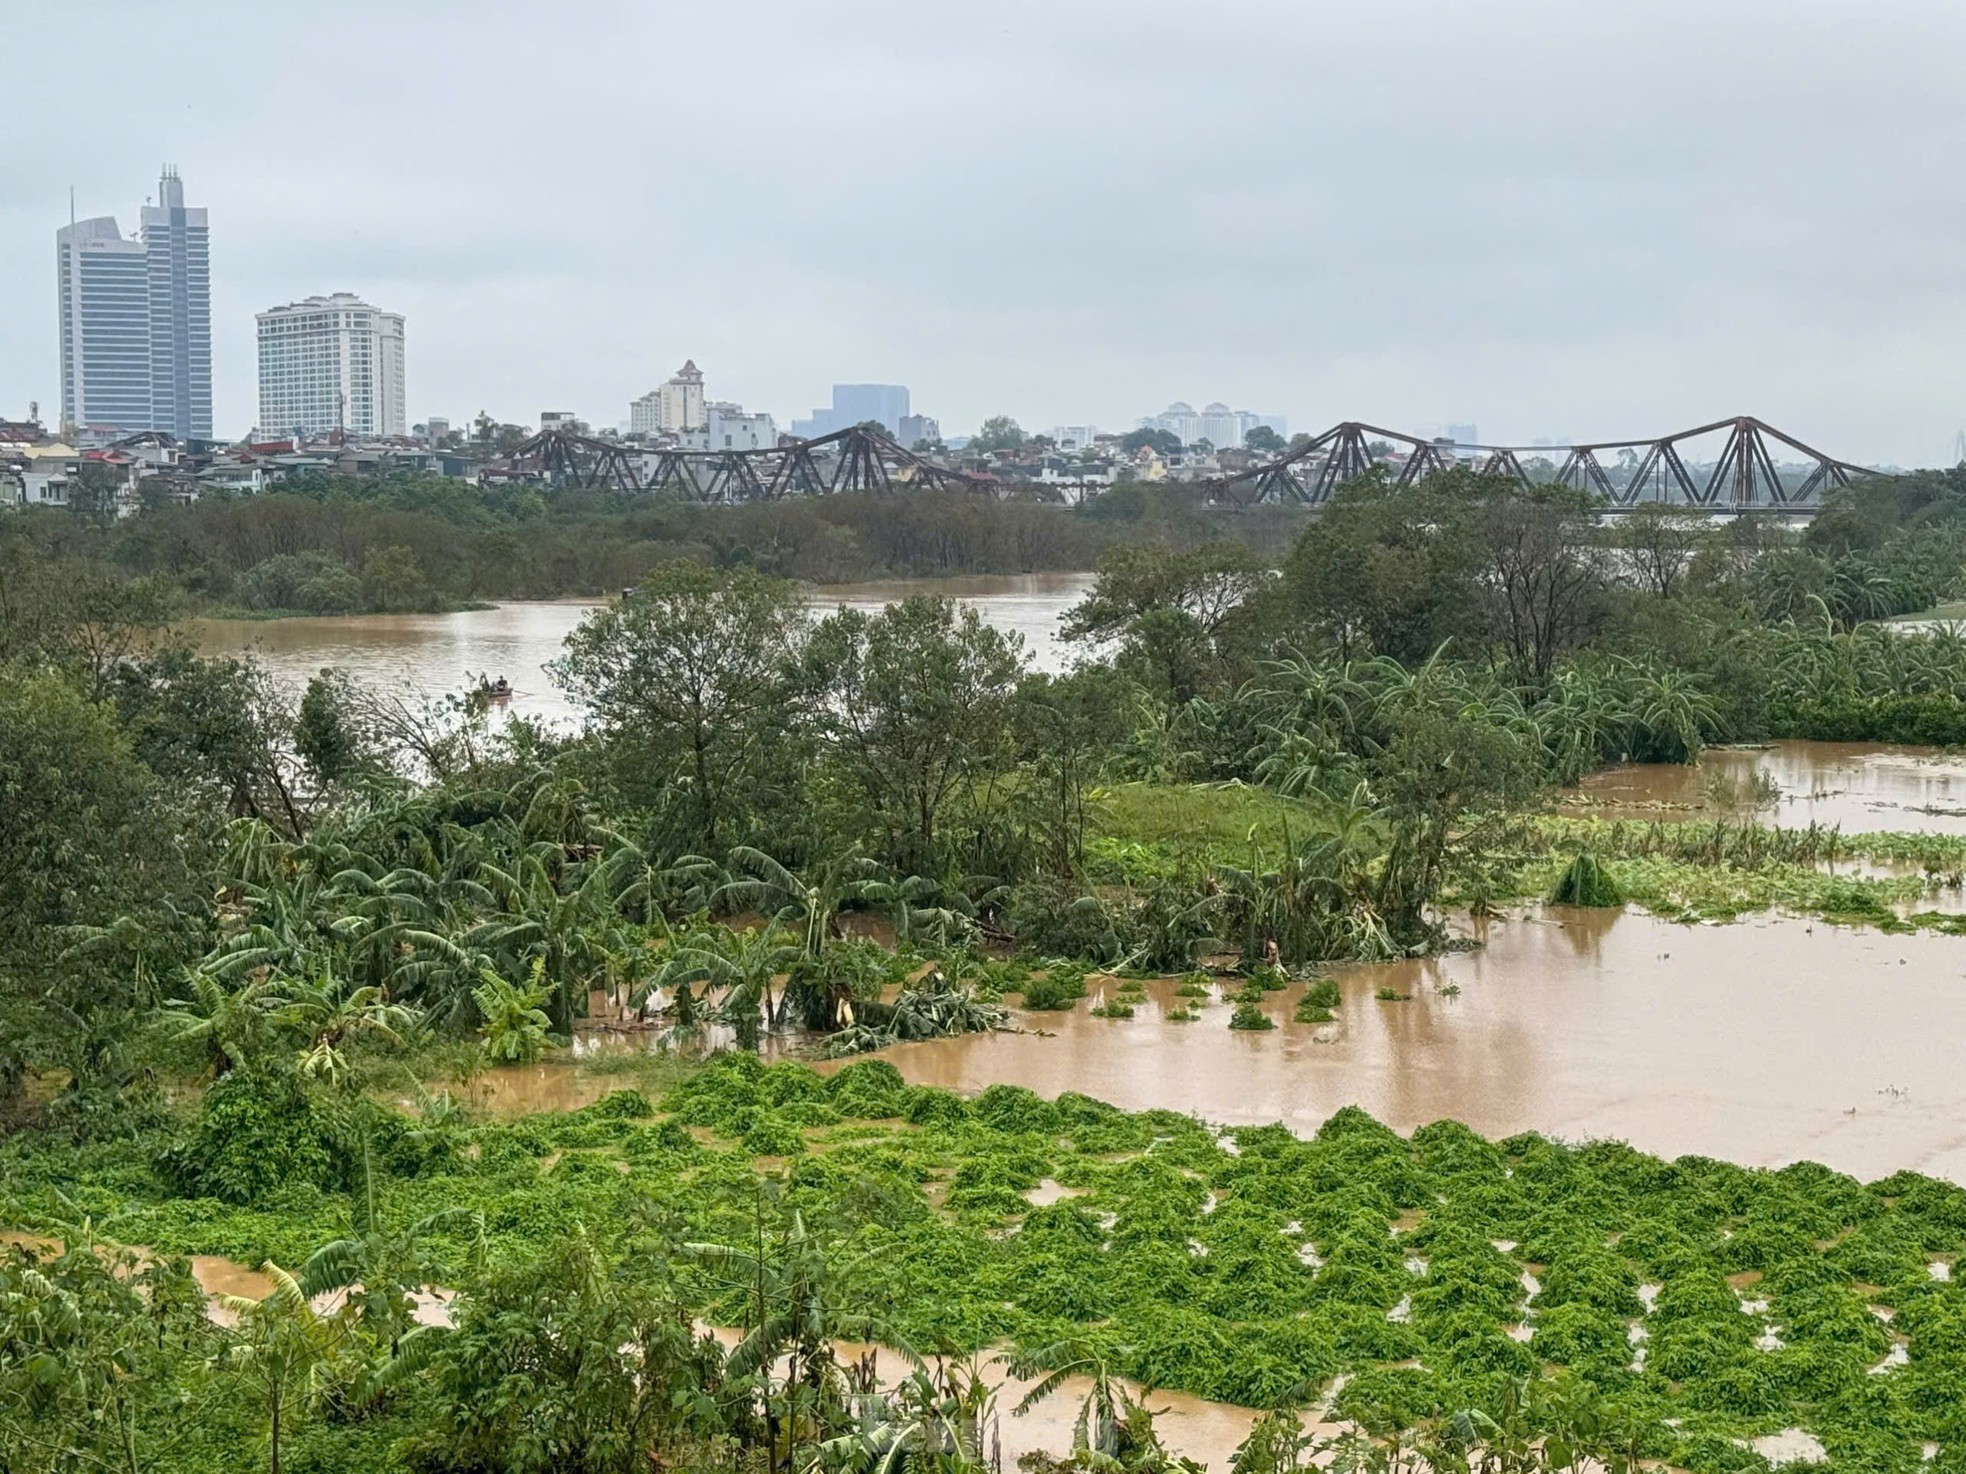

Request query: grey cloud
[{"left": 2, "top": 0, "right": 1962, "bottom": 462}]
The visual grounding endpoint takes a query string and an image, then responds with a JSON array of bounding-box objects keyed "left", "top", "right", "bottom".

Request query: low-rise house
[{"left": 19, "top": 444, "right": 83, "bottom": 508}]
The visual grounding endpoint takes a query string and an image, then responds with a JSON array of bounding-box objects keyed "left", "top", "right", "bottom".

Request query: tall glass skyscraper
[
  {"left": 141, "top": 169, "right": 212, "bottom": 442},
  {"left": 56, "top": 168, "right": 212, "bottom": 441}
]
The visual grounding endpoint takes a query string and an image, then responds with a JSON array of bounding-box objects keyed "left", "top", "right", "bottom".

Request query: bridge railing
[
  {"left": 505, "top": 417, "right": 1880, "bottom": 512},
  {"left": 1201, "top": 416, "right": 1879, "bottom": 512},
  {"left": 507, "top": 425, "right": 992, "bottom": 500}
]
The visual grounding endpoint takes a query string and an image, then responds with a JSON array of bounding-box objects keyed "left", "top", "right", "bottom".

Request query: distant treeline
[{"left": 10, "top": 472, "right": 1311, "bottom": 615}]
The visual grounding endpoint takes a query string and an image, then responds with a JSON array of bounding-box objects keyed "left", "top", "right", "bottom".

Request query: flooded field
[
  {"left": 194, "top": 572, "right": 1094, "bottom": 723},
  {"left": 850, "top": 906, "right": 1966, "bottom": 1186},
  {"left": 1568, "top": 740, "right": 1966, "bottom": 835},
  {"left": 446, "top": 741, "right": 1966, "bottom": 1185},
  {"left": 0, "top": 1228, "right": 1278, "bottom": 1466}
]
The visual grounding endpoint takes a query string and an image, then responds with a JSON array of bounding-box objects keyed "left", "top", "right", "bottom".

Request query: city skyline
[{"left": 3, "top": 3, "right": 1965, "bottom": 464}]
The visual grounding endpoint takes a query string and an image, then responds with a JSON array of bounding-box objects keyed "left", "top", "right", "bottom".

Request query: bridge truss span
[
  {"left": 1203, "top": 415, "right": 1880, "bottom": 513},
  {"left": 508, "top": 424, "right": 989, "bottom": 500}
]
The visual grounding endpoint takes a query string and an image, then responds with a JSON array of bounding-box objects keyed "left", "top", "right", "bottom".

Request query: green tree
[
  {"left": 1064, "top": 541, "right": 1264, "bottom": 698},
  {"left": 66, "top": 460, "right": 124, "bottom": 526},
  {"left": 1119, "top": 427, "right": 1183, "bottom": 456},
  {"left": 1065, "top": 542, "right": 1264, "bottom": 648},
  {"left": 216, "top": 1264, "right": 351, "bottom": 1474},
  {"left": 1467, "top": 481, "right": 1607, "bottom": 680},
  {"left": 412, "top": 1232, "right": 720, "bottom": 1474},
  {"left": 0, "top": 546, "right": 177, "bottom": 697},
  {"left": 552, "top": 562, "right": 809, "bottom": 845},
  {"left": 360, "top": 544, "right": 429, "bottom": 612},
  {"left": 1612, "top": 504, "right": 1712, "bottom": 599},
  {"left": 1003, "top": 1339, "right": 1134, "bottom": 1459},
  {"left": 270, "top": 972, "right": 418, "bottom": 1087},
  {"left": 970, "top": 416, "right": 1029, "bottom": 454},
  {"left": 294, "top": 668, "right": 366, "bottom": 786},
  {"left": 685, "top": 1193, "right": 914, "bottom": 1474},
  {"left": 804, "top": 596, "right": 1024, "bottom": 866},
  {"left": 1243, "top": 425, "right": 1286, "bottom": 454},
  {"left": 1282, "top": 470, "right": 1605, "bottom": 676},
  {"left": 296, "top": 1142, "right": 479, "bottom": 1367},
  {"left": 1280, "top": 474, "right": 1483, "bottom": 662},
  {"left": 472, "top": 965, "right": 554, "bottom": 1064},
  {"left": 112, "top": 648, "right": 313, "bottom": 833},
  {"left": 0, "top": 1236, "right": 211, "bottom": 1474},
  {"left": 0, "top": 668, "right": 196, "bottom": 1103},
  {"left": 1014, "top": 667, "right": 1142, "bottom": 874},
  {"left": 1371, "top": 679, "right": 1544, "bottom": 943},
  {"left": 238, "top": 552, "right": 362, "bottom": 615},
  {"left": 157, "top": 972, "right": 281, "bottom": 1077}
]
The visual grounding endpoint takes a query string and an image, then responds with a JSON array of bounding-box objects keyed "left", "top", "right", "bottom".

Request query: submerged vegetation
[
  {"left": 1545, "top": 852, "right": 1625, "bottom": 908},
  {"left": 11, "top": 465, "right": 1966, "bottom": 1467},
  {"left": 1487, "top": 817, "right": 1966, "bottom": 928},
  {"left": 10, "top": 1058, "right": 1966, "bottom": 1473}
]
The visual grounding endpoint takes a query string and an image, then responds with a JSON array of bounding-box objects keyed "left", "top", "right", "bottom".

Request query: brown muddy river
[
  {"left": 194, "top": 572, "right": 1094, "bottom": 723},
  {"left": 856, "top": 906, "right": 1966, "bottom": 1187},
  {"left": 1570, "top": 739, "right": 1966, "bottom": 835}
]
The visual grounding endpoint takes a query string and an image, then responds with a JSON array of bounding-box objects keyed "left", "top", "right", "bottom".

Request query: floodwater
[
  {"left": 861, "top": 907, "right": 1966, "bottom": 1186},
  {"left": 194, "top": 572, "right": 1095, "bottom": 723},
  {"left": 0, "top": 1229, "right": 276, "bottom": 1306},
  {"left": 449, "top": 739, "right": 1966, "bottom": 1176},
  {"left": 1568, "top": 740, "right": 1966, "bottom": 835},
  {"left": 721, "top": 1333, "right": 1302, "bottom": 1471},
  {"left": 456, "top": 1060, "right": 624, "bottom": 1116},
  {"left": 1, "top": 1225, "right": 1281, "bottom": 1467},
  {"left": 0, "top": 1230, "right": 456, "bottom": 1332},
  {"left": 801, "top": 573, "right": 1096, "bottom": 675}
]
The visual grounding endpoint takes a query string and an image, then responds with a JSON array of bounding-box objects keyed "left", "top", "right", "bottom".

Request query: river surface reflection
[
  {"left": 194, "top": 572, "right": 1095, "bottom": 725},
  {"left": 842, "top": 907, "right": 1966, "bottom": 1185}
]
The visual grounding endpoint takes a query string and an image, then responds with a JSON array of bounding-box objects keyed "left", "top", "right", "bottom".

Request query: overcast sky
[{"left": 5, "top": 0, "right": 1963, "bottom": 462}]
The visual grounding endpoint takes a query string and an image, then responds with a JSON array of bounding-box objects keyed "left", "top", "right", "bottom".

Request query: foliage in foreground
[{"left": 9, "top": 1057, "right": 1966, "bottom": 1472}]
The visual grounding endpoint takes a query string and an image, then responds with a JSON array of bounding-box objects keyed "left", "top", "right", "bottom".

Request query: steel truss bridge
[
  {"left": 511, "top": 415, "right": 1879, "bottom": 513},
  {"left": 1203, "top": 415, "right": 1878, "bottom": 512},
  {"left": 510, "top": 424, "right": 986, "bottom": 500}
]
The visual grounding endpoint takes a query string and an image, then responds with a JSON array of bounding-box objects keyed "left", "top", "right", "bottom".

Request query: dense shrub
[{"left": 162, "top": 1066, "right": 337, "bottom": 1203}]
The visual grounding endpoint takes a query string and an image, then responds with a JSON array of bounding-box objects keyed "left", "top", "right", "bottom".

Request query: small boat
[{"left": 474, "top": 674, "right": 513, "bottom": 701}]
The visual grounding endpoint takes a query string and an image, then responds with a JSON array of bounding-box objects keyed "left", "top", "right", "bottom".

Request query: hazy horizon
[{"left": 5, "top": 0, "right": 1964, "bottom": 464}]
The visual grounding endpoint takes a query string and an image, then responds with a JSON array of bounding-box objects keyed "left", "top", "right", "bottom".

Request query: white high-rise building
[
  {"left": 56, "top": 168, "right": 213, "bottom": 442},
  {"left": 255, "top": 293, "right": 406, "bottom": 438},
  {"left": 1137, "top": 401, "right": 1287, "bottom": 448},
  {"left": 659, "top": 360, "right": 705, "bottom": 433},
  {"left": 630, "top": 360, "right": 708, "bottom": 435},
  {"left": 56, "top": 217, "right": 150, "bottom": 437}
]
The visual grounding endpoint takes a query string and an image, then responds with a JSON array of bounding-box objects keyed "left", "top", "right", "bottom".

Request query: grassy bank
[{"left": 1088, "top": 783, "right": 1966, "bottom": 932}]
